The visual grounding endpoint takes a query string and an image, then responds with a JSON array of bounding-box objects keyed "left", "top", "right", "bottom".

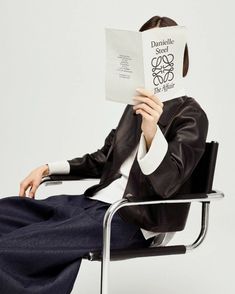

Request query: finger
[
  {"left": 28, "top": 188, "right": 35, "bottom": 199},
  {"left": 28, "top": 180, "right": 40, "bottom": 198},
  {"left": 136, "top": 87, "right": 156, "bottom": 100},
  {"left": 136, "top": 88, "right": 164, "bottom": 108},
  {"left": 136, "top": 109, "right": 154, "bottom": 121},
  {"left": 19, "top": 181, "right": 31, "bottom": 197},
  {"left": 133, "top": 96, "right": 163, "bottom": 111},
  {"left": 19, "top": 189, "right": 26, "bottom": 198},
  {"left": 29, "top": 177, "right": 41, "bottom": 198},
  {"left": 134, "top": 103, "right": 162, "bottom": 118}
]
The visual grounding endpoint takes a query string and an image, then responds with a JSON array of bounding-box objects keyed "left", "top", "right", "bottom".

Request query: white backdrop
[{"left": 0, "top": 1, "right": 234, "bottom": 293}]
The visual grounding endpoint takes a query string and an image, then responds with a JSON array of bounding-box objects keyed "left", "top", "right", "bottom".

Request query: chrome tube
[
  {"left": 186, "top": 202, "right": 210, "bottom": 252},
  {"left": 100, "top": 189, "right": 224, "bottom": 294},
  {"left": 41, "top": 175, "right": 224, "bottom": 294},
  {"left": 40, "top": 177, "right": 96, "bottom": 186},
  {"left": 100, "top": 198, "right": 128, "bottom": 294}
]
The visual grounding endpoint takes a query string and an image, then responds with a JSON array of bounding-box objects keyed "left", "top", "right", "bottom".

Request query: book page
[
  {"left": 105, "top": 28, "right": 144, "bottom": 105},
  {"left": 142, "top": 25, "right": 187, "bottom": 101}
]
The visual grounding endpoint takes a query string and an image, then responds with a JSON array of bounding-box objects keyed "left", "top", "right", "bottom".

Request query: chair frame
[
  {"left": 40, "top": 140, "right": 224, "bottom": 294},
  {"left": 98, "top": 190, "right": 223, "bottom": 294}
]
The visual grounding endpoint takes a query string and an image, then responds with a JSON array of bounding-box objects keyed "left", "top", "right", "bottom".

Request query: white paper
[{"left": 105, "top": 26, "right": 187, "bottom": 105}]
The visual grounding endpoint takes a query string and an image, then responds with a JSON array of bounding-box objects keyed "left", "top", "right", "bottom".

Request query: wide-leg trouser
[{"left": 0, "top": 193, "right": 152, "bottom": 294}]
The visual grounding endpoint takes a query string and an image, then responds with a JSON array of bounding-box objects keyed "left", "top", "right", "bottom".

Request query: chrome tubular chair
[{"left": 40, "top": 141, "right": 224, "bottom": 294}]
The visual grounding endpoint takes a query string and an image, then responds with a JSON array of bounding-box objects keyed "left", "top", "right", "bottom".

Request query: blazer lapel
[
  {"left": 111, "top": 105, "right": 142, "bottom": 169},
  {"left": 158, "top": 96, "right": 187, "bottom": 127}
]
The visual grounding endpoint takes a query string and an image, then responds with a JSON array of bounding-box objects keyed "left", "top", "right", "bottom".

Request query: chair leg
[
  {"left": 186, "top": 202, "right": 210, "bottom": 251},
  {"left": 100, "top": 199, "right": 127, "bottom": 294},
  {"left": 100, "top": 253, "right": 109, "bottom": 294},
  {"left": 100, "top": 208, "right": 112, "bottom": 294}
]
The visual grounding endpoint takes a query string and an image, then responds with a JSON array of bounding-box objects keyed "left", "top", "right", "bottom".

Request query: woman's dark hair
[{"left": 139, "top": 16, "right": 189, "bottom": 77}]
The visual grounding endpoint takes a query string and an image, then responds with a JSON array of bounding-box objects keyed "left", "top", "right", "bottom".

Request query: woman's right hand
[{"left": 19, "top": 164, "right": 49, "bottom": 198}]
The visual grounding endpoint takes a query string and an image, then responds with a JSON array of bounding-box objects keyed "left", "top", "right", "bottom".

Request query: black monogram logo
[{"left": 151, "top": 54, "right": 174, "bottom": 86}]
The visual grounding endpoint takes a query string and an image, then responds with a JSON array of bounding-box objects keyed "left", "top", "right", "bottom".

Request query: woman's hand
[
  {"left": 19, "top": 165, "right": 49, "bottom": 198},
  {"left": 132, "top": 87, "right": 164, "bottom": 150}
]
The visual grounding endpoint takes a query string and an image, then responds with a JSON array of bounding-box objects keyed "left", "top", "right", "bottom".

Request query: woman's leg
[
  {"left": 0, "top": 194, "right": 87, "bottom": 294},
  {"left": 0, "top": 194, "right": 149, "bottom": 294},
  {"left": 0, "top": 195, "right": 59, "bottom": 237}
]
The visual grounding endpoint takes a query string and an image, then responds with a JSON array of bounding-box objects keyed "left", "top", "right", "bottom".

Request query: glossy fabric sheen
[
  {"left": 69, "top": 96, "right": 209, "bottom": 232},
  {"left": 0, "top": 194, "right": 152, "bottom": 293}
]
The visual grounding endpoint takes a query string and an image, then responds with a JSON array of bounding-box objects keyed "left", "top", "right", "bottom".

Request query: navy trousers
[{"left": 0, "top": 193, "right": 152, "bottom": 293}]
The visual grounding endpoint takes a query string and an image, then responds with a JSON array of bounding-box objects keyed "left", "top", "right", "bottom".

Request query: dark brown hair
[{"left": 139, "top": 16, "right": 189, "bottom": 77}]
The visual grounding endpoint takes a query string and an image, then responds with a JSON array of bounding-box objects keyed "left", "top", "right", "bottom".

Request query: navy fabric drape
[{"left": 0, "top": 194, "right": 151, "bottom": 294}]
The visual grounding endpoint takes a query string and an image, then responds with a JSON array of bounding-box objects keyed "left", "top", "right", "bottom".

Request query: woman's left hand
[{"left": 132, "top": 87, "right": 164, "bottom": 149}]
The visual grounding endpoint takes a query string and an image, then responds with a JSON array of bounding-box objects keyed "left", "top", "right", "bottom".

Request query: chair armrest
[
  {"left": 99, "top": 189, "right": 224, "bottom": 263},
  {"left": 87, "top": 245, "right": 187, "bottom": 261},
  {"left": 40, "top": 174, "right": 224, "bottom": 203},
  {"left": 40, "top": 175, "right": 99, "bottom": 186},
  {"left": 101, "top": 190, "right": 224, "bottom": 243},
  {"left": 123, "top": 189, "right": 224, "bottom": 205},
  {"left": 102, "top": 189, "right": 224, "bottom": 246}
]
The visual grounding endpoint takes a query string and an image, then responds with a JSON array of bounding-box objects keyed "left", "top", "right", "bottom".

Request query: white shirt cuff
[
  {"left": 137, "top": 127, "right": 168, "bottom": 175},
  {"left": 47, "top": 161, "right": 70, "bottom": 175}
]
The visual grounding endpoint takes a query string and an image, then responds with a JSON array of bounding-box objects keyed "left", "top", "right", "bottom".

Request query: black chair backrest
[
  {"left": 178, "top": 141, "right": 219, "bottom": 195},
  {"left": 190, "top": 141, "right": 219, "bottom": 194}
]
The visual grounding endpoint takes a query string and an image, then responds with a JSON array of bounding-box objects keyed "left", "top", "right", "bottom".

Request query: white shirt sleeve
[
  {"left": 47, "top": 161, "right": 70, "bottom": 175},
  {"left": 137, "top": 127, "right": 168, "bottom": 175}
]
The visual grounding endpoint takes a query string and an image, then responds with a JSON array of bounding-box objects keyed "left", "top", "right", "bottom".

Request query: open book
[{"left": 105, "top": 25, "right": 187, "bottom": 105}]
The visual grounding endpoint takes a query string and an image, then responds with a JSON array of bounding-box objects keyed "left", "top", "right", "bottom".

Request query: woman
[{"left": 0, "top": 16, "right": 208, "bottom": 294}]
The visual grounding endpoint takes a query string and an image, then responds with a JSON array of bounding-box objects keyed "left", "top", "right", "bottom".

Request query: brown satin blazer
[{"left": 68, "top": 95, "right": 209, "bottom": 232}]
